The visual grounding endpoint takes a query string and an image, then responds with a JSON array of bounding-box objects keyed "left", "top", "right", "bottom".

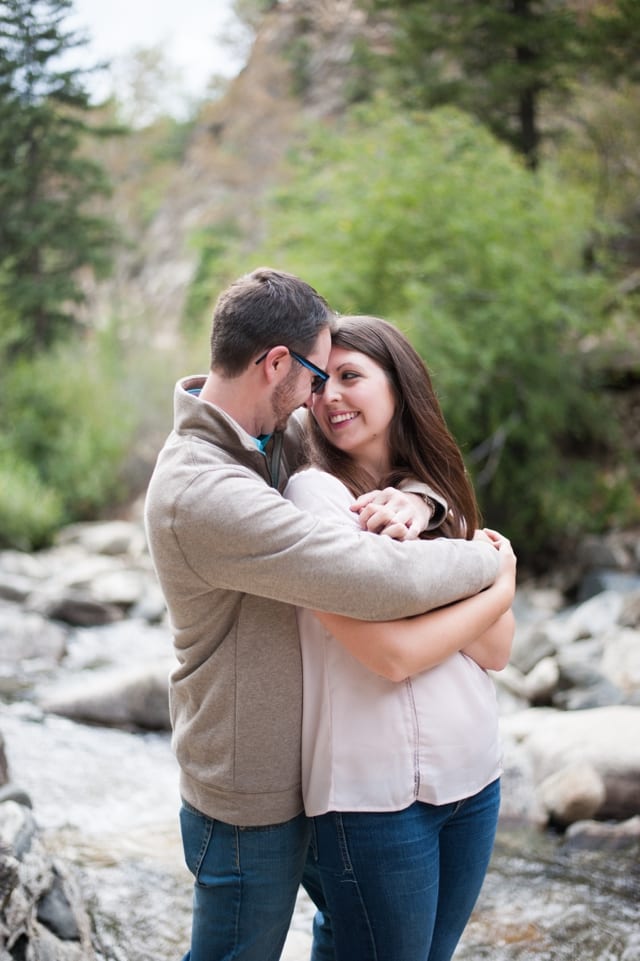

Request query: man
[{"left": 144, "top": 267, "right": 502, "bottom": 961}]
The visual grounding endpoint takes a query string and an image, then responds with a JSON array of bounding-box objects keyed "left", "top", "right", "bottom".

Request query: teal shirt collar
[{"left": 254, "top": 434, "right": 272, "bottom": 453}]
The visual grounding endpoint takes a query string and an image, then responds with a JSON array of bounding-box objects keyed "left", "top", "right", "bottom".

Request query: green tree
[
  {"left": 584, "top": 0, "right": 640, "bottom": 83},
  {"left": 0, "top": 0, "right": 116, "bottom": 356},
  {"left": 217, "top": 100, "right": 635, "bottom": 563},
  {"left": 356, "top": 0, "right": 640, "bottom": 170},
  {"left": 232, "top": 0, "right": 279, "bottom": 31}
]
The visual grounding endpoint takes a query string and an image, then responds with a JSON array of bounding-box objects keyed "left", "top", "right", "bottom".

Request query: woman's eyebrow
[{"left": 332, "top": 360, "right": 363, "bottom": 371}]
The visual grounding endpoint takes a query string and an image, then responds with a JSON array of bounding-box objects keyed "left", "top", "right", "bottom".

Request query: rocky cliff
[{"left": 82, "top": 0, "right": 375, "bottom": 334}]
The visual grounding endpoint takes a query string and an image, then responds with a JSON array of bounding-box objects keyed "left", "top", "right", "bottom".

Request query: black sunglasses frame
[{"left": 254, "top": 348, "right": 329, "bottom": 394}]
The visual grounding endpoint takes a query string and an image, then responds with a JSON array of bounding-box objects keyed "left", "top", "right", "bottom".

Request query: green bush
[
  {"left": 207, "top": 99, "right": 636, "bottom": 565},
  {"left": 0, "top": 452, "right": 64, "bottom": 550},
  {"left": 0, "top": 337, "right": 137, "bottom": 548}
]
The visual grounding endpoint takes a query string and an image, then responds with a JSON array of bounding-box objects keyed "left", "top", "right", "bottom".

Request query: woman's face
[{"left": 312, "top": 346, "right": 396, "bottom": 478}]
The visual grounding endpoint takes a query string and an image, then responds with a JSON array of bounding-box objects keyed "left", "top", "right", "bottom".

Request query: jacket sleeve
[
  {"left": 162, "top": 465, "right": 499, "bottom": 622},
  {"left": 397, "top": 479, "right": 448, "bottom": 529}
]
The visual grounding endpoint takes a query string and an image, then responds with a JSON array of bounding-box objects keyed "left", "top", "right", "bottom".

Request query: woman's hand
[
  {"left": 350, "top": 488, "right": 432, "bottom": 540},
  {"left": 462, "top": 528, "right": 517, "bottom": 670},
  {"left": 487, "top": 529, "right": 517, "bottom": 598}
]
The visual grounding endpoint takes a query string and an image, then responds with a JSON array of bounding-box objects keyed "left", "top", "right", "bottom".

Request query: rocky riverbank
[{"left": 1, "top": 519, "right": 639, "bottom": 958}]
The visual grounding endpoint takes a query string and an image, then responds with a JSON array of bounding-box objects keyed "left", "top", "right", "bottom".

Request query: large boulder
[
  {"left": 0, "top": 800, "right": 97, "bottom": 960},
  {"left": 500, "top": 705, "right": 640, "bottom": 825}
]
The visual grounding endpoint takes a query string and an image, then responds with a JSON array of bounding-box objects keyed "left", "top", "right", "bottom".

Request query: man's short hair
[{"left": 210, "top": 267, "right": 335, "bottom": 375}]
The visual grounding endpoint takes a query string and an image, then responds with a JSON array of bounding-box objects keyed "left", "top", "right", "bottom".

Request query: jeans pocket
[{"left": 179, "top": 800, "right": 215, "bottom": 879}]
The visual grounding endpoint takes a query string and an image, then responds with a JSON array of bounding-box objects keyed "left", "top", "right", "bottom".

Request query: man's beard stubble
[{"left": 271, "top": 372, "right": 300, "bottom": 432}]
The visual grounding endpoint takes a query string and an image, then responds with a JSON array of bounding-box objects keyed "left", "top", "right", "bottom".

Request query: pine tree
[
  {"left": 0, "top": 0, "right": 116, "bottom": 355},
  {"left": 358, "top": 0, "right": 640, "bottom": 170}
]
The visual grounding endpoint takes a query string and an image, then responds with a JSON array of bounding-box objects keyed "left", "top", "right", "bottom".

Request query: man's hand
[{"left": 350, "top": 488, "right": 433, "bottom": 541}]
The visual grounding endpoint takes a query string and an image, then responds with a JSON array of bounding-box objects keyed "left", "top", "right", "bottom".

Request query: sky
[{"left": 66, "top": 0, "right": 246, "bottom": 110}]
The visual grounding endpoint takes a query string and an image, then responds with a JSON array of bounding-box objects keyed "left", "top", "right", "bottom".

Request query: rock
[
  {"left": 0, "top": 850, "right": 20, "bottom": 912},
  {"left": 0, "top": 573, "right": 36, "bottom": 604},
  {"left": 620, "top": 590, "right": 640, "bottom": 627},
  {"left": 129, "top": 581, "right": 168, "bottom": 623},
  {"left": 563, "top": 815, "right": 640, "bottom": 851},
  {"left": 552, "top": 681, "right": 625, "bottom": 711},
  {"left": 503, "top": 705, "right": 640, "bottom": 823},
  {"left": 40, "top": 663, "right": 172, "bottom": 731},
  {"left": 27, "top": 592, "right": 124, "bottom": 627},
  {"left": 0, "top": 735, "right": 7, "bottom": 787},
  {"left": 0, "top": 606, "right": 67, "bottom": 665},
  {"left": 88, "top": 568, "right": 150, "bottom": 607},
  {"left": 553, "top": 653, "right": 624, "bottom": 710},
  {"left": 36, "top": 869, "right": 81, "bottom": 941},
  {"left": 553, "top": 638, "right": 626, "bottom": 709},
  {"left": 0, "top": 551, "right": 48, "bottom": 580},
  {"left": 55, "top": 520, "right": 146, "bottom": 557},
  {"left": 61, "top": 619, "right": 173, "bottom": 673},
  {"left": 0, "top": 802, "right": 97, "bottom": 960},
  {"left": 511, "top": 584, "right": 566, "bottom": 623},
  {"left": 0, "top": 801, "right": 37, "bottom": 859},
  {"left": 600, "top": 627, "right": 640, "bottom": 693},
  {"left": 492, "top": 664, "right": 530, "bottom": 715},
  {"left": 576, "top": 529, "right": 640, "bottom": 573},
  {"left": 537, "top": 762, "right": 606, "bottom": 826},
  {"left": 561, "top": 591, "right": 625, "bottom": 643},
  {"left": 523, "top": 656, "right": 560, "bottom": 706},
  {"left": 577, "top": 569, "right": 640, "bottom": 603},
  {"left": 497, "top": 730, "right": 548, "bottom": 827},
  {"left": 509, "top": 622, "right": 556, "bottom": 675},
  {"left": 0, "top": 785, "right": 32, "bottom": 808}
]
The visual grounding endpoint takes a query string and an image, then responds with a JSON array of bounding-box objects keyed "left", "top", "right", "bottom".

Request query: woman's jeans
[
  {"left": 178, "top": 800, "right": 334, "bottom": 961},
  {"left": 310, "top": 778, "right": 501, "bottom": 961}
]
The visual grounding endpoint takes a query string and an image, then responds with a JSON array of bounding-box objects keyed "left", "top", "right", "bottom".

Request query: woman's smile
[
  {"left": 328, "top": 410, "right": 360, "bottom": 427},
  {"left": 313, "top": 346, "right": 396, "bottom": 477}
]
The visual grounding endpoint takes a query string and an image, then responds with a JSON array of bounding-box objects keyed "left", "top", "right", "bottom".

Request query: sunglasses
[{"left": 255, "top": 348, "right": 329, "bottom": 394}]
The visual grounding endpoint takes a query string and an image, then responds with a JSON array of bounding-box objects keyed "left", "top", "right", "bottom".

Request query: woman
[{"left": 284, "top": 315, "right": 516, "bottom": 961}]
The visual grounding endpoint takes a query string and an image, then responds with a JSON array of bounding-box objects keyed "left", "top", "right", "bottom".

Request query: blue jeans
[
  {"left": 310, "top": 779, "right": 501, "bottom": 961},
  {"left": 178, "top": 800, "right": 334, "bottom": 961}
]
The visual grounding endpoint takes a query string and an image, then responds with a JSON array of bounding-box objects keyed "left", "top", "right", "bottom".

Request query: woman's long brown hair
[{"left": 306, "top": 315, "right": 480, "bottom": 539}]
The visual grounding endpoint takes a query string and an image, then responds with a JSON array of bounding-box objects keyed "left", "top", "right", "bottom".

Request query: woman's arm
[
  {"left": 460, "top": 609, "right": 515, "bottom": 672},
  {"left": 311, "top": 535, "right": 516, "bottom": 682}
]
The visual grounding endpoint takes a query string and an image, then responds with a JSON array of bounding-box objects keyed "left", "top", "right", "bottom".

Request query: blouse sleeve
[{"left": 284, "top": 468, "right": 360, "bottom": 531}]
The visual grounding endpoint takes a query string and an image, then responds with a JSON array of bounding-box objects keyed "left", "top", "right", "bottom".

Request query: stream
[{"left": 3, "top": 700, "right": 638, "bottom": 961}]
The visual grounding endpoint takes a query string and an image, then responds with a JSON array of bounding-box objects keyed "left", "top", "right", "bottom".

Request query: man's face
[{"left": 270, "top": 327, "right": 332, "bottom": 431}]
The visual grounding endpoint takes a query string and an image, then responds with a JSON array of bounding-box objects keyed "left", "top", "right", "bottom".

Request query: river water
[{"left": 2, "top": 701, "right": 638, "bottom": 961}]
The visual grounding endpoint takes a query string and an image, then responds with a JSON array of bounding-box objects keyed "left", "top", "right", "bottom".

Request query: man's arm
[
  {"left": 161, "top": 466, "right": 499, "bottom": 622},
  {"left": 311, "top": 535, "right": 516, "bottom": 680},
  {"left": 349, "top": 485, "right": 445, "bottom": 539}
]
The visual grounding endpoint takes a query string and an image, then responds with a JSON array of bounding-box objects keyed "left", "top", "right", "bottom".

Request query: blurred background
[
  {"left": 1, "top": 5, "right": 640, "bottom": 960},
  {"left": 1, "top": 0, "right": 639, "bottom": 570}
]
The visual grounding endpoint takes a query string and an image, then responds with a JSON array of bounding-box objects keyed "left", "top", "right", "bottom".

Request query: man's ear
[{"left": 262, "top": 346, "right": 290, "bottom": 383}]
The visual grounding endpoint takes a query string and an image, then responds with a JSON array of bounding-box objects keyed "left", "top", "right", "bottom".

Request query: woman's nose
[
  {"left": 310, "top": 377, "right": 337, "bottom": 410},
  {"left": 320, "top": 375, "right": 340, "bottom": 400}
]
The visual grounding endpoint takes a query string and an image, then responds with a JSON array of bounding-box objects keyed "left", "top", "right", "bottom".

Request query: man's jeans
[
  {"left": 310, "top": 778, "right": 501, "bottom": 961},
  {"left": 178, "top": 801, "right": 333, "bottom": 961}
]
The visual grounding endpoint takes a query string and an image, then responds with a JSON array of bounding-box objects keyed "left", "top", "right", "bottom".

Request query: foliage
[
  {"left": 213, "top": 100, "right": 636, "bottom": 563},
  {"left": 184, "top": 222, "right": 243, "bottom": 333},
  {"left": 0, "top": 0, "right": 117, "bottom": 357},
  {"left": 354, "top": 0, "right": 640, "bottom": 170},
  {"left": 0, "top": 451, "right": 64, "bottom": 550},
  {"left": 548, "top": 80, "right": 640, "bottom": 285},
  {"left": 232, "top": 0, "right": 279, "bottom": 31},
  {"left": 583, "top": 0, "right": 640, "bottom": 85},
  {"left": 106, "top": 45, "right": 199, "bottom": 127},
  {"left": 0, "top": 335, "right": 137, "bottom": 549}
]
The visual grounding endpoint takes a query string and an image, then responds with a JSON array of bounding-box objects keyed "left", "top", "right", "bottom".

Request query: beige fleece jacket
[{"left": 143, "top": 376, "right": 500, "bottom": 826}]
